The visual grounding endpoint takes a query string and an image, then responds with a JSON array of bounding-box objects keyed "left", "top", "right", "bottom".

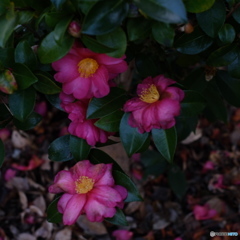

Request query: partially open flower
[
  {"left": 112, "top": 229, "right": 133, "bottom": 240},
  {"left": 52, "top": 44, "right": 128, "bottom": 100},
  {"left": 48, "top": 160, "right": 127, "bottom": 225},
  {"left": 68, "top": 21, "right": 81, "bottom": 38},
  {"left": 123, "top": 75, "right": 184, "bottom": 133}
]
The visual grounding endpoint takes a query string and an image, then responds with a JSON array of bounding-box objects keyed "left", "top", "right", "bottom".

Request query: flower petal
[
  {"left": 93, "top": 163, "right": 115, "bottom": 186},
  {"left": 57, "top": 193, "right": 73, "bottom": 214}
]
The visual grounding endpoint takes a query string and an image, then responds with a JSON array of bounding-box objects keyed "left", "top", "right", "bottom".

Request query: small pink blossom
[
  {"left": 68, "top": 21, "right": 81, "bottom": 38},
  {"left": 202, "top": 161, "right": 215, "bottom": 173},
  {"left": 52, "top": 44, "right": 128, "bottom": 100},
  {"left": 12, "top": 155, "right": 44, "bottom": 171},
  {"left": 112, "top": 229, "right": 133, "bottom": 240},
  {"left": 34, "top": 101, "right": 48, "bottom": 117},
  {"left": 48, "top": 160, "right": 128, "bottom": 225},
  {"left": 123, "top": 75, "right": 184, "bottom": 133},
  {"left": 4, "top": 168, "right": 17, "bottom": 181},
  {"left": 60, "top": 92, "right": 113, "bottom": 146},
  {"left": 193, "top": 204, "right": 217, "bottom": 220},
  {"left": 0, "top": 129, "right": 11, "bottom": 141}
]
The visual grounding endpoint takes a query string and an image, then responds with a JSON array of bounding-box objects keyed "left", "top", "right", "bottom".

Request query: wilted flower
[
  {"left": 12, "top": 155, "right": 44, "bottom": 171},
  {"left": 193, "top": 204, "right": 217, "bottom": 220},
  {"left": 4, "top": 168, "right": 17, "bottom": 181},
  {"left": 34, "top": 101, "right": 48, "bottom": 117},
  {"left": 52, "top": 44, "right": 128, "bottom": 100},
  {"left": 60, "top": 92, "right": 113, "bottom": 146},
  {"left": 112, "top": 229, "right": 133, "bottom": 240},
  {"left": 68, "top": 20, "right": 81, "bottom": 38},
  {"left": 202, "top": 161, "right": 215, "bottom": 173},
  {"left": 0, "top": 69, "right": 17, "bottom": 94},
  {"left": 0, "top": 128, "right": 11, "bottom": 141},
  {"left": 123, "top": 75, "right": 184, "bottom": 133},
  {"left": 48, "top": 160, "right": 128, "bottom": 225}
]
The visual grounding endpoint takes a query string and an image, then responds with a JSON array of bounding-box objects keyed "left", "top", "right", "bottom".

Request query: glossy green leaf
[
  {"left": 183, "top": 0, "right": 215, "bottom": 13},
  {"left": 13, "top": 112, "right": 42, "bottom": 130},
  {"left": 228, "top": 51, "right": 240, "bottom": 78},
  {"left": 34, "top": 72, "right": 61, "bottom": 94},
  {"left": 87, "top": 88, "right": 126, "bottom": 119},
  {"left": 196, "top": 0, "right": 225, "bottom": 37},
  {"left": 96, "top": 28, "right": 127, "bottom": 58},
  {"left": 54, "top": 15, "right": 72, "bottom": 42},
  {"left": 152, "top": 22, "right": 175, "bottom": 47},
  {"left": 47, "top": 195, "right": 63, "bottom": 223},
  {"left": 94, "top": 110, "right": 123, "bottom": 132},
  {"left": 82, "top": 0, "right": 129, "bottom": 35},
  {"left": 134, "top": 0, "right": 187, "bottom": 24},
  {"left": 38, "top": 31, "right": 74, "bottom": 64},
  {"left": 0, "top": 139, "right": 4, "bottom": 167},
  {"left": 17, "top": 11, "right": 34, "bottom": 25},
  {"left": 89, "top": 149, "right": 124, "bottom": 172},
  {"left": 0, "top": 104, "right": 12, "bottom": 129},
  {"left": 76, "top": 0, "right": 99, "bottom": 15},
  {"left": 48, "top": 135, "right": 73, "bottom": 162},
  {"left": 69, "top": 135, "right": 91, "bottom": 161},
  {"left": 127, "top": 18, "right": 151, "bottom": 42},
  {"left": 232, "top": 6, "right": 240, "bottom": 24},
  {"left": 113, "top": 169, "right": 143, "bottom": 202},
  {"left": 81, "top": 35, "right": 115, "bottom": 54},
  {"left": 45, "top": 12, "right": 64, "bottom": 28},
  {"left": 218, "top": 24, "right": 236, "bottom": 45},
  {"left": 9, "top": 88, "right": 36, "bottom": 121},
  {"left": 13, "top": 63, "right": 38, "bottom": 90},
  {"left": 175, "top": 27, "right": 213, "bottom": 55},
  {"left": 120, "top": 113, "right": 149, "bottom": 157},
  {"left": 0, "top": 48, "right": 14, "bottom": 68},
  {"left": 181, "top": 90, "right": 205, "bottom": 116},
  {"left": 216, "top": 71, "right": 240, "bottom": 107},
  {"left": 15, "top": 41, "right": 37, "bottom": 69},
  {"left": 167, "top": 164, "right": 187, "bottom": 198},
  {"left": 207, "top": 44, "right": 238, "bottom": 67},
  {"left": 45, "top": 93, "right": 63, "bottom": 111},
  {"left": 51, "top": 0, "right": 67, "bottom": 9},
  {"left": 152, "top": 127, "right": 177, "bottom": 163},
  {"left": 105, "top": 208, "right": 128, "bottom": 226}
]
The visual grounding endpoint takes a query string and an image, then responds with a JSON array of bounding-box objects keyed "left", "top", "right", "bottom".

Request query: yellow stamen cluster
[
  {"left": 75, "top": 176, "right": 95, "bottom": 194},
  {"left": 78, "top": 58, "right": 99, "bottom": 78},
  {"left": 139, "top": 84, "right": 160, "bottom": 103}
]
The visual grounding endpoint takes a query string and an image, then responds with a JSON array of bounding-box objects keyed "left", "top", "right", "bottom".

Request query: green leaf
[
  {"left": 9, "top": 88, "right": 36, "bottom": 121},
  {"left": 82, "top": 0, "right": 129, "bottom": 35},
  {"left": 13, "top": 63, "right": 38, "bottom": 90},
  {"left": 15, "top": 41, "right": 37, "bottom": 70},
  {"left": 17, "top": 11, "right": 34, "bottom": 25},
  {"left": 45, "top": 12, "right": 65, "bottom": 28},
  {"left": 152, "top": 127, "right": 177, "bottom": 163},
  {"left": 152, "top": 22, "right": 175, "bottom": 47},
  {"left": 0, "top": 48, "right": 14, "bottom": 68},
  {"left": 69, "top": 135, "right": 91, "bottom": 161},
  {"left": 0, "top": 139, "right": 5, "bottom": 167},
  {"left": 167, "top": 164, "right": 187, "bottom": 198},
  {"left": 75, "top": 0, "right": 99, "bottom": 15},
  {"left": 113, "top": 169, "right": 143, "bottom": 202},
  {"left": 13, "top": 112, "right": 42, "bottom": 130},
  {"left": 105, "top": 208, "right": 128, "bottom": 226},
  {"left": 87, "top": 88, "right": 127, "bottom": 119},
  {"left": 196, "top": 0, "right": 225, "bottom": 38},
  {"left": 38, "top": 31, "right": 74, "bottom": 64},
  {"left": 34, "top": 72, "right": 61, "bottom": 94},
  {"left": 127, "top": 18, "right": 151, "bottom": 42},
  {"left": 96, "top": 28, "right": 127, "bottom": 58},
  {"left": 183, "top": 0, "right": 215, "bottom": 13},
  {"left": 232, "top": 6, "right": 240, "bottom": 24},
  {"left": 94, "top": 110, "right": 123, "bottom": 132},
  {"left": 218, "top": 24, "right": 236, "bottom": 45},
  {"left": 0, "top": 10, "right": 17, "bottom": 48},
  {"left": 180, "top": 90, "right": 205, "bottom": 116},
  {"left": 206, "top": 44, "right": 238, "bottom": 67},
  {"left": 89, "top": 149, "right": 124, "bottom": 172},
  {"left": 45, "top": 93, "right": 63, "bottom": 111},
  {"left": 47, "top": 195, "right": 63, "bottom": 224},
  {"left": 0, "top": 69, "right": 17, "bottom": 94},
  {"left": 175, "top": 26, "right": 213, "bottom": 55},
  {"left": 134, "top": 0, "right": 187, "bottom": 24},
  {"left": 54, "top": 15, "right": 73, "bottom": 42},
  {"left": 81, "top": 35, "right": 115, "bottom": 54},
  {"left": 48, "top": 135, "right": 73, "bottom": 162},
  {"left": 50, "top": 0, "right": 67, "bottom": 9},
  {"left": 120, "top": 113, "right": 149, "bottom": 157},
  {"left": 216, "top": 71, "right": 240, "bottom": 107},
  {"left": 0, "top": 0, "right": 10, "bottom": 15},
  {"left": 0, "top": 103, "right": 12, "bottom": 129},
  {"left": 228, "top": 51, "right": 240, "bottom": 78}
]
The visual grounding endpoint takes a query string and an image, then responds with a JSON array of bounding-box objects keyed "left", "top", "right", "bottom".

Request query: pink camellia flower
[
  {"left": 48, "top": 160, "right": 128, "bottom": 225},
  {"left": 112, "top": 229, "right": 133, "bottom": 240},
  {"left": 52, "top": 44, "right": 128, "bottom": 100},
  {"left": 60, "top": 92, "right": 113, "bottom": 146},
  {"left": 123, "top": 75, "right": 184, "bottom": 133},
  {"left": 193, "top": 204, "right": 217, "bottom": 220},
  {"left": 68, "top": 21, "right": 81, "bottom": 38}
]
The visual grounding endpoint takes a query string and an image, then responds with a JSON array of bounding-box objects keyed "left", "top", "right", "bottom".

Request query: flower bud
[
  {"left": 68, "top": 21, "right": 81, "bottom": 38},
  {"left": 0, "top": 69, "right": 17, "bottom": 94}
]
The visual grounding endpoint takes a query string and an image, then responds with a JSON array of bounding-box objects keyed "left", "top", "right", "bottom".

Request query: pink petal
[
  {"left": 123, "top": 98, "right": 148, "bottom": 112},
  {"left": 62, "top": 194, "right": 86, "bottom": 225},
  {"left": 70, "top": 160, "right": 92, "bottom": 181},
  {"left": 48, "top": 170, "right": 75, "bottom": 194},
  {"left": 112, "top": 229, "right": 133, "bottom": 240},
  {"left": 93, "top": 163, "right": 115, "bottom": 186},
  {"left": 114, "top": 185, "right": 128, "bottom": 200},
  {"left": 95, "top": 53, "right": 125, "bottom": 66},
  {"left": 153, "top": 75, "right": 176, "bottom": 92},
  {"left": 57, "top": 193, "right": 73, "bottom": 213},
  {"left": 162, "top": 86, "right": 185, "bottom": 101}
]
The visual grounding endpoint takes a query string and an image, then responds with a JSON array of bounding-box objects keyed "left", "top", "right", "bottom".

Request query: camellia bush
[{"left": 1, "top": 0, "right": 240, "bottom": 227}]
